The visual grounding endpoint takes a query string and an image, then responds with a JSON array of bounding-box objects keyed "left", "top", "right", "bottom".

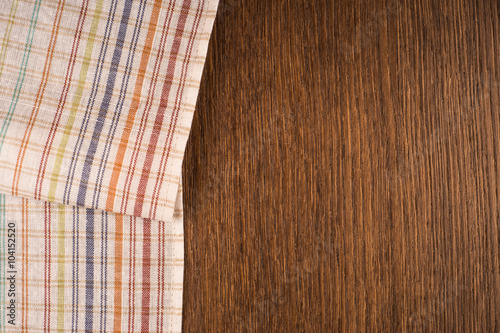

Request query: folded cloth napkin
[{"left": 0, "top": 0, "right": 218, "bottom": 331}]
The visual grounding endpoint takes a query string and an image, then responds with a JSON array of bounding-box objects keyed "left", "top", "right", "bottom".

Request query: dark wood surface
[{"left": 182, "top": 0, "right": 500, "bottom": 331}]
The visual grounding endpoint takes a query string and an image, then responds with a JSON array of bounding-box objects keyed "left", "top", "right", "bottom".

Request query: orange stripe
[
  {"left": 105, "top": 0, "right": 164, "bottom": 212},
  {"left": 112, "top": 213, "right": 124, "bottom": 333},
  {"left": 118, "top": 0, "right": 178, "bottom": 214},
  {"left": 11, "top": 0, "right": 67, "bottom": 196}
]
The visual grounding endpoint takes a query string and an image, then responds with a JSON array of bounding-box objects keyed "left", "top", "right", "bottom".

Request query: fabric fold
[
  {"left": 0, "top": 0, "right": 218, "bottom": 331},
  {"left": 0, "top": 0, "right": 218, "bottom": 222}
]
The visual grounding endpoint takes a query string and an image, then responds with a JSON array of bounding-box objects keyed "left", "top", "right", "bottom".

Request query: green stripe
[
  {"left": 0, "top": 0, "right": 42, "bottom": 153},
  {"left": 56, "top": 205, "right": 65, "bottom": 332},
  {"left": 0, "top": 0, "right": 41, "bottom": 325},
  {"left": 48, "top": 0, "right": 104, "bottom": 200},
  {"left": 0, "top": 0, "right": 20, "bottom": 79}
]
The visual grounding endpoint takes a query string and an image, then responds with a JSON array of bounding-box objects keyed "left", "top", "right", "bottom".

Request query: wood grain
[{"left": 182, "top": 0, "right": 500, "bottom": 331}]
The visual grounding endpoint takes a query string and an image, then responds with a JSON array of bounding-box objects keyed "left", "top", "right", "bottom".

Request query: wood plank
[{"left": 183, "top": 0, "right": 500, "bottom": 331}]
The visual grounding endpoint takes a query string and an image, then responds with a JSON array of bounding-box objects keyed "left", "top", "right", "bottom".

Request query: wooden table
[{"left": 182, "top": 0, "right": 500, "bottom": 331}]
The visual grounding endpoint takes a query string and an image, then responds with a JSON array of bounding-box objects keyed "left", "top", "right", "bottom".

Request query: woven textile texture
[{"left": 0, "top": 0, "right": 218, "bottom": 331}]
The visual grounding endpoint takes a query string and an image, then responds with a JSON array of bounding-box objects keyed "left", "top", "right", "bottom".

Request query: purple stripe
[
  {"left": 99, "top": 211, "right": 108, "bottom": 332},
  {"left": 63, "top": 0, "right": 119, "bottom": 205},
  {"left": 92, "top": 0, "right": 147, "bottom": 207},
  {"left": 84, "top": 208, "right": 94, "bottom": 332},
  {"left": 75, "top": 0, "right": 135, "bottom": 207}
]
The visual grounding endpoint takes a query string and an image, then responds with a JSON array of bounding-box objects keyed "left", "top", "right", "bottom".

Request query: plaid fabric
[
  {"left": 0, "top": 185, "right": 184, "bottom": 332},
  {"left": 0, "top": 0, "right": 218, "bottom": 331}
]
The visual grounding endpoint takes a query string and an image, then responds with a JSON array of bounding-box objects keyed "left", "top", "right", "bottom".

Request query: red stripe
[
  {"left": 151, "top": 0, "right": 204, "bottom": 219},
  {"left": 119, "top": 0, "right": 179, "bottom": 214},
  {"left": 112, "top": 214, "right": 124, "bottom": 333},
  {"left": 34, "top": 0, "right": 89, "bottom": 199},
  {"left": 156, "top": 1, "right": 204, "bottom": 328},
  {"left": 104, "top": 0, "right": 166, "bottom": 212},
  {"left": 140, "top": 218, "right": 152, "bottom": 332},
  {"left": 132, "top": 0, "right": 192, "bottom": 218}
]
